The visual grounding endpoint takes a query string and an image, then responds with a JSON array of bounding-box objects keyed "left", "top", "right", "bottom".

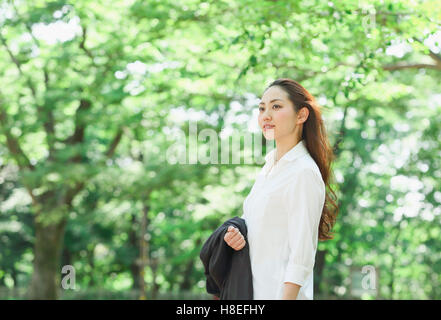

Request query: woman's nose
[{"left": 262, "top": 110, "right": 272, "bottom": 120}]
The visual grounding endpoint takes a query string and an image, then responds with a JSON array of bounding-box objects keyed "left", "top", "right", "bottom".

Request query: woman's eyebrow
[{"left": 259, "top": 98, "right": 283, "bottom": 106}]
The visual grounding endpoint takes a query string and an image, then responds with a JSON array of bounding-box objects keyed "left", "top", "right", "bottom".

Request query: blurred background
[{"left": 0, "top": 0, "right": 440, "bottom": 300}]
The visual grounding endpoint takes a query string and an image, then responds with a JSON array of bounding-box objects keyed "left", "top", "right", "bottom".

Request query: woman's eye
[{"left": 259, "top": 105, "right": 281, "bottom": 112}]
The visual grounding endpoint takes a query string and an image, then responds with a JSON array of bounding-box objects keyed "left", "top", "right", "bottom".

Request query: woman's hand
[{"left": 224, "top": 226, "right": 246, "bottom": 251}]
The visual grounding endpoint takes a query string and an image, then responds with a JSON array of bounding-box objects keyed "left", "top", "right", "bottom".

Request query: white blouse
[{"left": 241, "top": 139, "right": 326, "bottom": 300}]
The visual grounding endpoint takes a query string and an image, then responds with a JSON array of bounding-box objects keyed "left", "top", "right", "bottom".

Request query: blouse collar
[{"left": 264, "top": 139, "right": 309, "bottom": 165}]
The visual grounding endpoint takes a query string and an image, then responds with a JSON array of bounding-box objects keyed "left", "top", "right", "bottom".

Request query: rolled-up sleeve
[{"left": 283, "top": 168, "right": 325, "bottom": 287}]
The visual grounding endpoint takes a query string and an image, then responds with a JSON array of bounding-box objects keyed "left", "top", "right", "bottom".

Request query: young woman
[{"left": 224, "top": 78, "right": 338, "bottom": 300}]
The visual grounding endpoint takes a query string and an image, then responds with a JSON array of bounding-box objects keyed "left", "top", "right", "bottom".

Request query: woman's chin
[{"left": 263, "top": 130, "right": 275, "bottom": 140}]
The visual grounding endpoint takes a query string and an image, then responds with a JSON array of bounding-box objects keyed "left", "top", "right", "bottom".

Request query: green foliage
[{"left": 0, "top": 0, "right": 440, "bottom": 299}]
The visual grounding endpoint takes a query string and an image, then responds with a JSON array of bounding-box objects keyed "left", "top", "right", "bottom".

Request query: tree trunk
[
  {"left": 150, "top": 257, "right": 159, "bottom": 300},
  {"left": 61, "top": 247, "right": 72, "bottom": 268},
  {"left": 179, "top": 259, "right": 196, "bottom": 292},
  {"left": 11, "top": 267, "right": 18, "bottom": 287},
  {"left": 129, "top": 213, "right": 141, "bottom": 290},
  {"left": 179, "top": 238, "right": 202, "bottom": 291},
  {"left": 314, "top": 249, "right": 327, "bottom": 297},
  {"left": 389, "top": 226, "right": 401, "bottom": 299},
  {"left": 88, "top": 245, "right": 95, "bottom": 287},
  {"left": 27, "top": 218, "right": 67, "bottom": 300},
  {"left": 138, "top": 204, "right": 150, "bottom": 299}
]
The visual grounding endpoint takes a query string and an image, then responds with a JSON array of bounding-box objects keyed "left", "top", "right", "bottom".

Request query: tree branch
[
  {"left": 79, "top": 25, "right": 97, "bottom": 67},
  {"left": 10, "top": 0, "right": 41, "bottom": 47},
  {"left": 65, "top": 98, "right": 92, "bottom": 146},
  {"left": 0, "top": 33, "right": 25, "bottom": 76},
  {"left": 271, "top": 62, "right": 349, "bottom": 81},
  {"left": 61, "top": 98, "right": 92, "bottom": 164},
  {"left": 383, "top": 63, "right": 441, "bottom": 71},
  {"left": 0, "top": 31, "right": 57, "bottom": 157},
  {"left": 0, "top": 98, "right": 34, "bottom": 171},
  {"left": 105, "top": 127, "right": 124, "bottom": 158},
  {"left": 65, "top": 181, "right": 86, "bottom": 207},
  {"left": 412, "top": 36, "right": 441, "bottom": 66},
  {"left": 333, "top": 104, "right": 349, "bottom": 158}
]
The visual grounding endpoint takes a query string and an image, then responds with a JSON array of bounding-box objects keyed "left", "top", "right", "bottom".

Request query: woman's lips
[{"left": 263, "top": 125, "right": 275, "bottom": 130}]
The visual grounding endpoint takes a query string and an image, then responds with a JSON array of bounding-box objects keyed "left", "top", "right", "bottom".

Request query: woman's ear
[{"left": 297, "top": 107, "right": 309, "bottom": 124}]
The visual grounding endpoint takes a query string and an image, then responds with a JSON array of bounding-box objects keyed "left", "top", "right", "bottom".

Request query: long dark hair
[{"left": 265, "top": 78, "right": 339, "bottom": 241}]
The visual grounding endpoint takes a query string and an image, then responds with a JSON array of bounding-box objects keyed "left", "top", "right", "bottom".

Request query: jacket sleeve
[
  {"left": 200, "top": 223, "right": 233, "bottom": 296},
  {"left": 283, "top": 168, "right": 325, "bottom": 287}
]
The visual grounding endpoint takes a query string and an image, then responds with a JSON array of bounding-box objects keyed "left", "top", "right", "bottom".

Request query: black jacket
[{"left": 199, "top": 216, "right": 253, "bottom": 300}]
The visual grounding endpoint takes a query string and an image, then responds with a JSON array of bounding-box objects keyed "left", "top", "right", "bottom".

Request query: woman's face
[{"left": 258, "top": 86, "right": 298, "bottom": 141}]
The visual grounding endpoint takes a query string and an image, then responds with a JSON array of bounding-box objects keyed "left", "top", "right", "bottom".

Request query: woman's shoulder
[
  {"left": 285, "top": 155, "right": 325, "bottom": 192},
  {"left": 290, "top": 153, "right": 321, "bottom": 177}
]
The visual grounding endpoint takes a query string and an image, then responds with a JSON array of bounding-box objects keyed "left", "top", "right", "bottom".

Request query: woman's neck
[{"left": 275, "top": 135, "right": 302, "bottom": 162}]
